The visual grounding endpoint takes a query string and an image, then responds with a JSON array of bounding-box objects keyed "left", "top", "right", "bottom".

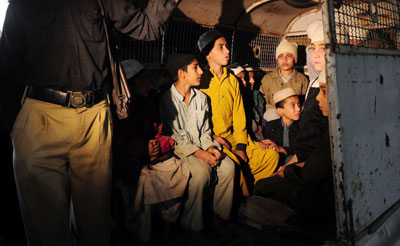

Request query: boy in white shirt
[{"left": 160, "top": 53, "right": 235, "bottom": 233}]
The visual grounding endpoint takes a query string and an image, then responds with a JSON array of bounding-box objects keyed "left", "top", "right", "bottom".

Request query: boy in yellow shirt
[{"left": 197, "top": 30, "right": 279, "bottom": 195}]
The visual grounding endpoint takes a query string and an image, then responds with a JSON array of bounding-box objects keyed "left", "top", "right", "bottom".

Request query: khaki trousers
[
  {"left": 178, "top": 154, "right": 235, "bottom": 231},
  {"left": 12, "top": 98, "right": 112, "bottom": 246}
]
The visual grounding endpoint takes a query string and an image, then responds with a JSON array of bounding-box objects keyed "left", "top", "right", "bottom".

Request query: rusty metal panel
[
  {"left": 333, "top": 53, "right": 400, "bottom": 234},
  {"left": 323, "top": 0, "right": 400, "bottom": 243}
]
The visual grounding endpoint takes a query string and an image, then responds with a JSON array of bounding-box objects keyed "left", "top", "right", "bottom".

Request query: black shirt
[
  {"left": 264, "top": 118, "right": 299, "bottom": 157},
  {"left": 0, "top": 0, "right": 176, "bottom": 92},
  {"left": 294, "top": 84, "right": 329, "bottom": 162}
]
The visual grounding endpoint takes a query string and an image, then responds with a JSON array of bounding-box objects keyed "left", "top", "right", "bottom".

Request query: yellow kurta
[{"left": 200, "top": 67, "right": 279, "bottom": 195}]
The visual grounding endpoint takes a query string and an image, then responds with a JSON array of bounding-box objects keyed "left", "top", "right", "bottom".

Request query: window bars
[
  {"left": 333, "top": 0, "right": 400, "bottom": 50},
  {"left": 120, "top": 20, "right": 282, "bottom": 69}
]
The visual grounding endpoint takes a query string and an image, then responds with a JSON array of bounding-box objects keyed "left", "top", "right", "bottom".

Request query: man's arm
[
  {"left": 107, "top": 0, "right": 177, "bottom": 41},
  {"left": 0, "top": 4, "right": 27, "bottom": 131}
]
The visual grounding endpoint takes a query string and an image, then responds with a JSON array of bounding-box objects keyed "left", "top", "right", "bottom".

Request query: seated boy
[
  {"left": 112, "top": 59, "right": 190, "bottom": 243},
  {"left": 230, "top": 64, "right": 263, "bottom": 142},
  {"left": 159, "top": 53, "right": 235, "bottom": 233},
  {"left": 262, "top": 87, "right": 300, "bottom": 167},
  {"left": 287, "top": 23, "right": 329, "bottom": 165},
  {"left": 243, "top": 64, "right": 266, "bottom": 128},
  {"left": 259, "top": 39, "right": 308, "bottom": 122},
  {"left": 197, "top": 30, "right": 279, "bottom": 195},
  {"left": 241, "top": 69, "right": 335, "bottom": 241}
]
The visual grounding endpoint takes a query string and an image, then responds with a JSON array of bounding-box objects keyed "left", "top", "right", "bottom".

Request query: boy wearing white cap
[
  {"left": 230, "top": 64, "right": 264, "bottom": 142},
  {"left": 243, "top": 64, "right": 266, "bottom": 128},
  {"left": 259, "top": 39, "right": 309, "bottom": 122},
  {"left": 246, "top": 69, "right": 335, "bottom": 239},
  {"left": 305, "top": 19, "right": 322, "bottom": 82},
  {"left": 262, "top": 88, "right": 300, "bottom": 167},
  {"left": 284, "top": 22, "right": 329, "bottom": 167}
]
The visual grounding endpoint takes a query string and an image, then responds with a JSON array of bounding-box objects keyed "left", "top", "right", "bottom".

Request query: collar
[
  {"left": 278, "top": 69, "right": 294, "bottom": 83},
  {"left": 281, "top": 119, "right": 294, "bottom": 130},
  {"left": 209, "top": 67, "right": 229, "bottom": 83},
  {"left": 171, "top": 84, "right": 197, "bottom": 102},
  {"left": 310, "top": 77, "right": 320, "bottom": 88}
]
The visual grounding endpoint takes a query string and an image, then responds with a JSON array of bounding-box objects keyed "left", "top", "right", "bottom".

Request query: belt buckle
[{"left": 69, "top": 92, "right": 86, "bottom": 108}]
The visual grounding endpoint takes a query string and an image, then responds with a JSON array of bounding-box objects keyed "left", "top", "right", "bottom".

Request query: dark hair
[
  {"left": 172, "top": 64, "right": 189, "bottom": 82},
  {"left": 200, "top": 41, "right": 216, "bottom": 56},
  {"left": 275, "top": 98, "right": 287, "bottom": 109}
]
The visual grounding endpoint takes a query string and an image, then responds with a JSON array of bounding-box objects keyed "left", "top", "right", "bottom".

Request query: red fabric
[{"left": 154, "top": 123, "right": 175, "bottom": 154}]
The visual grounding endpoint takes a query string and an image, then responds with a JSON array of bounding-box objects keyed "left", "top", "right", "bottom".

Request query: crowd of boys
[
  {"left": 111, "top": 19, "right": 335, "bottom": 245},
  {"left": 1, "top": 0, "right": 333, "bottom": 242}
]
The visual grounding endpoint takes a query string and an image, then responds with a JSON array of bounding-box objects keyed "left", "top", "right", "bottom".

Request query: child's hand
[
  {"left": 235, "top": 150, "right": 248, "bottom": 163},
  {"left": 148, "top": 139, "right": 161, "bottom": 161},
  {"left": 194, "top": 149, "right": 219, "bottom": 167},
  {"left": 207, "top": 146, "right": 221, "bottom": 161},
  {"left": 262, "top": 139, "right": 278, "bottom": 151},
  {"left": 213, "top": 135, "right": 231, "bottom": 149}
]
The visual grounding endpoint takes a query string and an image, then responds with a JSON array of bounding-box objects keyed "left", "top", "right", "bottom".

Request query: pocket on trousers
[{"left": 11, "top": 99, "right": 47, "bottom": 139}]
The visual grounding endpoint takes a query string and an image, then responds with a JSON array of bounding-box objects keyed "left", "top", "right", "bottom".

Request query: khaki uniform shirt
[{"left": 259, "top": 69, "right": 309, "bottom": 110}]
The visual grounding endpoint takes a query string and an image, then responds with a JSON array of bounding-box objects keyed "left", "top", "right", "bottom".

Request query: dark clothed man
[{"left": 0, "top": 0, "right": 177, "bottom": 245}]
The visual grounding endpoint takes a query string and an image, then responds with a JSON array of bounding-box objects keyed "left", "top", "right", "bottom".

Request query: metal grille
[
  {"left": 120, "top": 20, "right": 283, "bottom": 69},
  {"left": 285, "top": 35, "right": 309, "bottom": 69},
  {"left": 285, "top": 35, "right": 310, "bottom": 46},
  {"left": 333, "top": 0, "right": 400, "bottom": 50},
  {"left": 163, "top": 20, "right": 233, "bottom": 66},
  {"left": 120, "top": 35, "right": 163, "bottom": 65},
  {"left": 233, "top": 31, "right": 281, "bottom": 69}
]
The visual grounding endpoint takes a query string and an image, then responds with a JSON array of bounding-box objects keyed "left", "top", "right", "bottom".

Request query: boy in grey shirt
[{"left": 160, "top": 53, "right": 235, "bottom": 233}]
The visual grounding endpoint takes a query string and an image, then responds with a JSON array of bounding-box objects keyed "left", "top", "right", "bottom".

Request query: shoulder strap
[
  {"left": 96, "top": 0, "right": 131, "bottom": 119},
  {"left": 96, "top": 0, "right": 118, "bottom": 92}
]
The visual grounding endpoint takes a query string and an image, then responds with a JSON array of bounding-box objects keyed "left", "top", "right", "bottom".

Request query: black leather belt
[{"left": 26, "top": 86, "right": 106, "bottom": 108}]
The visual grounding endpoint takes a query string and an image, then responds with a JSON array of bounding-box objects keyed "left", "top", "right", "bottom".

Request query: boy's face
[
  {"left": 206, "top": 37, "right": 230, "bottom": 66},
  {"left": 277, "top": 52, "right": 295, "bottom": 71},
  {"left": 277, "top": 96, "right": 301, "bottom": 121},
  {"left": 181, "top": 59, "right": 203, "bottom": 86},
  {"left": 248, "top": 71, "right": 255, "bottom": 90},
  {"left": 316, "top": 83, "right": 328, "bottom": 116},
  {"left": 236, "top": 71, "right": 247, "bottom": 87},
  {"left": 311, "top": 41, "right": 326, "bottom": 72}
]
